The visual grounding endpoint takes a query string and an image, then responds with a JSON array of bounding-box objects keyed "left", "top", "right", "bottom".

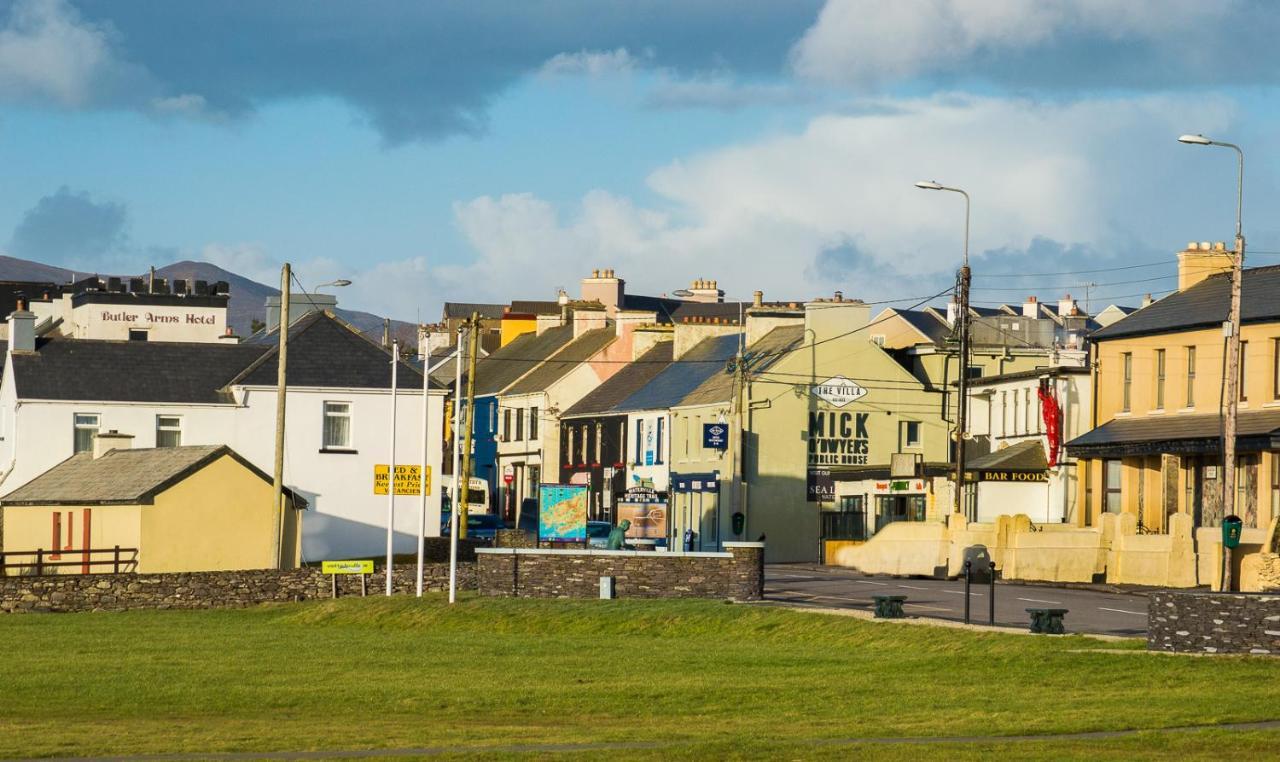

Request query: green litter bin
[{"left": 1223, "top": 515, "right": 1243, "bottom": 549}]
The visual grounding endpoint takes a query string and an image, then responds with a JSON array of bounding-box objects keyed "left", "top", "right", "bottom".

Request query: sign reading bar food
[
  {"left": 373, "top": 464, "right": 431, "bottom": 496},
  {"left": 977, "top": 470, "right": 1048, "bottom": 483},
  {"left": 539, "top": 484, "right": 588, "bottom": 542},
  {"left": 321, "top": 559, "right": 374, "bottom": 575}
]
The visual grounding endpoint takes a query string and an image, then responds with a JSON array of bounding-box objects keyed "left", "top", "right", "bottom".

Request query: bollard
[
  {"left": 963, "top": 560, "right": 971, "bottom": 624},
  {"left": 988, "top": 561, "right": 996, "bottom": 626}
]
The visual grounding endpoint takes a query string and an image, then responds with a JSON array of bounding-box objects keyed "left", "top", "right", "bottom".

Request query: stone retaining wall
[
  {"left": 1149, "top": 590, "right": 1280, "bottom": 654},
  {"left": 476, "top": 542, "right": 764, "bottom": 600},
  {"left": 0, "top": 563, "right": 477, "bottom": 614}
]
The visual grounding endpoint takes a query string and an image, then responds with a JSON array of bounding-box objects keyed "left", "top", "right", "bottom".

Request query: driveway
[{"left": 765, "top": 564, "right": 1151, "bottom": 637}]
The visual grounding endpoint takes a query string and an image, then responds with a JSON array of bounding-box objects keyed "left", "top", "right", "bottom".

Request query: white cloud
[
  {"left": 446, "top": 93, "right": 1237, "bottom": 305},
  {"left": 0, "top": 0, "right": 118, "bottom": 105},
  {"left": 539, "top": 47, "right": 642, "bottom": 79},
  {"left": 790, "top": 0, "right": 1231, "bottom": 86}
]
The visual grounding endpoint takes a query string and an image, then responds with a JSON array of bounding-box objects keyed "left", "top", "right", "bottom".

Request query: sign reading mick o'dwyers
[{"left": 808, "top": 411, "right": 870, "bottom": 467}]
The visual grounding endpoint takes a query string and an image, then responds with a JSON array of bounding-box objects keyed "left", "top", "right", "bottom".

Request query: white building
[
  {"left": 0, "top": 310, "right": 445, "bottom": 561},
  {"left": 21, "top": 276, "right": 233, "bottom": 343}
]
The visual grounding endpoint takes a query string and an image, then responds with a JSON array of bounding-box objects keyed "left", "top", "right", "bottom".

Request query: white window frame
[
  {"left": 322, "top": 401, "right": 354, "bottom": 450},
  {"left": 155, "top": 415, "right": 183, "bottom": 447},
  {"left": 73, "top": 413, "right": 100, "bottom": 453}
]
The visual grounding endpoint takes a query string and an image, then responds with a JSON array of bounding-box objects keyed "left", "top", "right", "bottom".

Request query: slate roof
[
  {"left": 235, "top": 311, "right": 432, "bottom": 389},
  {"left": 1, "top": 445, "right": 302, "bottom": 506},
  {"left": 612, "top": 333, "right": 739, "bottom": 413},
  {"left": 471, "top": 324, "right": 575, "bottom": 396},
  {"left": 504, "top": 327, "right": 616, "bottom": 396},
  {"left": 1092, "top": 265, "right": 1280, "bottom": 340},
  {"left": 508, "top": 300, "right": 561, "bottom": 316},
  {"left": 678, "top": 326, "right": 805, "bottom": 407},
  {"left": 965, "top": 439, "right": 1047, "bottom": 472},
  {"left": 562, "top": 341, "right": 674, "bottom": 417},
  {"left": 894, "top": 308, "right": 952, "bottom": 344},
  {"left": 11, "top": 337, "right": 269, "bottom": 403},
  {"left": 1066, "top": 409, "right": 1280, "bottom": 456},
  {"left": 442, "top": 302, "right": 506, "bottom": 320}
]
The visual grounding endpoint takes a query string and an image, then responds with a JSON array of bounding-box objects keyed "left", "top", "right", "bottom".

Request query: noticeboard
[
  {"left": 321, "top": 559, "right": 374, "bottom": 575},
  {"left": 538, "top": 484, "right": 588, "bottom": 542},
  {"left": 616, "top": 492, "right": 667, "bottom": 540},
  {"left": 374, "top": 464, "right": 432, "bottom": 496}
]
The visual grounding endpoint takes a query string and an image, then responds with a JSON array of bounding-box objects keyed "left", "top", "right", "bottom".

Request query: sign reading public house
[
  {"left": 808, "top": 411, "right": 870, "bottom": 466},
  {"left": 810, "top": 376, "right": 867, "bottom": 407}
]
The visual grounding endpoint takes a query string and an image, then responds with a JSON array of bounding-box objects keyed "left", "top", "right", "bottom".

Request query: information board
[{"left": 538, "top": 484, "right": 588, "bottom": 542}]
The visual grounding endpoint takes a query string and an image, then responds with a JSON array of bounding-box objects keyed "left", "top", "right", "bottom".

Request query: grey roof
[
  {"left": 679, "top": 326, "right": 805, "bottom": 407},
  {"left": 471, "top": 324, "right": 575, "bottom": 396},
  {"left": 895, "top": 309, "right": 951, "bottom": 344},
  {"left": 442, "top": 302, "right": 507, "bottom": 320},
  {"left": 11, "top": 337, "right": 269, "bottom": 403},
  {"left": 1, "top": 445, "right": 301, "bottom": 506},
  {"left": 612, "top": 333, "right": 739, "bottom": 413},
  {"left": 508, "top": 300, "right": 561, "bottom": 316},
  {"left": 965, "top": 439, "right": 1047, "bottom": 471},
  {"left": 1092, "top": 265, "right": 1280, "bottom": 340},
  {"left": 504, "top": 327, "right": 616, "bottom": 396},
  {"left": 562, "top": 341, "right": 674, "bottom": 418},
  {"left": 235, "top": 311, "right": 433, "bottom": 390},
  {"left": 1066, "top": 409, "right": 1280, "bottom": 455}
]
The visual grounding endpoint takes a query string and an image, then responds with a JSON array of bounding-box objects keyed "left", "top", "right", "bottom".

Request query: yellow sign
[
  {"left": 321, "top": 559, "right": 373, "bottom": 575},
  {"left": 374, "top": 464, "right": 431, "bottom": 496}
]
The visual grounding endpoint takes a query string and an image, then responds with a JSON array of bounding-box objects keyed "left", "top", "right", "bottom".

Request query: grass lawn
[{"left": 1, "top": 595, "right": 1278, "bottom": 760}]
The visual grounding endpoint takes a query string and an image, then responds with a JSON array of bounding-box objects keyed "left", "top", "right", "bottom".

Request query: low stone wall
[
  {"left": 0, "top": 563, "right": 477, "bottom": 614},
  {"left": 1149, "top": 590, "right": 1280, "bottom": 654},
  {"left": 493, "top": 529, "right": 536, "bottom": 549},
  {"left": 477, "top": 542, "right": 764, "bottom": 601}
]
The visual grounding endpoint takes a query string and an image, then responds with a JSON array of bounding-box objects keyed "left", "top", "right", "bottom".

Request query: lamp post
[
  {"left": 1179, "top": 133, "right": 1245, "bottom": 591},
  {"left": 315, "top": 279, "right": 353, "bottom": 290},
  {"left": 915, "top": 180, "right": 972, "bottom": 520}
]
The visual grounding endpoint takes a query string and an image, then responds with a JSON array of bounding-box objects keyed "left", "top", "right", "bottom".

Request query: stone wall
[
  {"left": 476, "top": 542, "right": 764, "bottom": 601},
  {"left": 1149, "top": 590, "right": 1280, "bottom": 654},
  {"left": 0, "top": 563, "right": 476, "bottom": 614},
  {"left": 493, "top": 529, "right": 536, "bottom": 549}
]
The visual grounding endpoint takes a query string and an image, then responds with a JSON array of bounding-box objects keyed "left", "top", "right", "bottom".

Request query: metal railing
[
  {"left": 821, "top": 511, "right": 868, "bottom": 541},
  {"left": 0, "top": 546, "right": 138, "bottom": 577}
]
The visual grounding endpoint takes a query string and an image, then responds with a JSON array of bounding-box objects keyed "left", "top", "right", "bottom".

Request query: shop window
[
  {"left": 874, "top": 495, "right": 927, "bottom": 533},
  {"left": 1271, "top": 456, "right": 1280, "bottom": 524},
  {"left": 322, "top": 402, "right": 352, "bottom": 450},
  {"left": 1121, "top": 353, "right": 1132, "bottom": 412},
  {"left": 1186, "top": 346, "right": 1196, "bottom": 407},
  {"left": 1104, "top": 460, "right": 1122, "bottom": 514},
  {"left": 73, "top": 413, "right": 100, "bottom": 454},
  {"left": 155, "top": 415, "right": 182, "bottom": 448},
  {"left": 1155, "top": 349, "right": 1166, "bottom": 410},
  {"left": 1240, "top": 341, "right": 1249, "bottom": 402}
]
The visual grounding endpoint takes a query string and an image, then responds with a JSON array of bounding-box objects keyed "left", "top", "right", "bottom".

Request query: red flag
[{"left": 1038, "top": 380, "right": 1061, "bottom": 467}]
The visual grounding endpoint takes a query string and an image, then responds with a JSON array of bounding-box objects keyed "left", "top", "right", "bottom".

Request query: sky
[{"left": 1, "top": 0, "right": 1279, "bottom": 321}]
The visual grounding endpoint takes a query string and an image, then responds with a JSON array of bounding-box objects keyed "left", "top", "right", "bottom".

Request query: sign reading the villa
[
  {"left": 810, "top": 376, "right": 867, "bottom": 407},
  {"left": 978, "top": 470, "right": 1048, "bottom": 483},
  {"left": 807, "top": 411, "right": 870, "bottom": 466}
]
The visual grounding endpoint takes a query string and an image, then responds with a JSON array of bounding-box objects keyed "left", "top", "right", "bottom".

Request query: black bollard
[
  {"left": 988, "top": 561, "right": 996, "bottom": 626},
  {"left": 963, "top": 560, "right": 971, "bottom": 625}
]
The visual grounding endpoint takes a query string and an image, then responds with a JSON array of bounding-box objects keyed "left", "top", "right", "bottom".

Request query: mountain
[{"left": 0, "top": 254, "right": 419, "bottom": 350}]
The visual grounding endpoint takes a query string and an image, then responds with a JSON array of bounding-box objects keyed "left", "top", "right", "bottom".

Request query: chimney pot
[
  {"left": 834, "top": 290, "right": 843, "bottom": 302},
  {"left": 753, "top": 290, "right": 763, "bottom": 307},
  {"left": 1200, "top": 241, "right": 1211, "bottom": 250},
  {"left": 1214, "top": 241, "right": 1226, "bottom": 251}
]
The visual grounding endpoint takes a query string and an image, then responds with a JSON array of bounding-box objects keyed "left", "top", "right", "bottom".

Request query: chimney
[
  {"left": 753, "top": 290, "right": 763, "bottom": 308},
  {"left": 8, "top": 302, "right": 35, "bottom": 353},
  {"left": 1022, "top": 295, "right": 1039, "bottom": 318},
  {"left": 805, "top": 297, "right": 869, "bottom": 345},
  {"left": 833, "top": 290, "right": 843, "bottom": 303},
  {"left": 218, "top": 327, "right": 240, "bottom": 344},
  {"left": 1177, "top": 241, "right": 1233, "bottom": 291},
  {"left": 581, "top": 269, "right": 625, "bottom": 316},
  {"left": 573, "top": 303, "right": 607, "bottom": 338},
  {"left": 686, "top": 278, "right": 724, "bottom": 304},
  {"left": 1142, "top": 293, "right": 1154, "bottom": 308},
  {"left": 1057, "top": 294, "right": 1077, "bottom": 318},
  {"left": 92, "top": 430, "right": 134, "bottom": 460}
]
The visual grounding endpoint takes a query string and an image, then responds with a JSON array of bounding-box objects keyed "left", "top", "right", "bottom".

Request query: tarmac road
[{"left": 765, "top": 564, "right": 1151, "bottom": 637}]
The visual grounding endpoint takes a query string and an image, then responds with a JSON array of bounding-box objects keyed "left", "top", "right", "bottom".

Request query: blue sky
[{"left": 0, "top": 0, "right": 1278, "bottom": 320}]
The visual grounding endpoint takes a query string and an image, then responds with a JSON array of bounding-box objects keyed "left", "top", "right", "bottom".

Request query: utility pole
[
  {"left": 416, "top": 331, "right": 432, "bottom": 597},
  {"left": 457, "top": 312, "right": 482, "bottom": 539},
  {"left": 448, "top": 324, "right": 466, "bottom": 604},
  {"left": 270, "top": 263, "right": 290, "bottom": 568},
  {"left": 385, "top": 340, "right": 399, "bottom": 596}
]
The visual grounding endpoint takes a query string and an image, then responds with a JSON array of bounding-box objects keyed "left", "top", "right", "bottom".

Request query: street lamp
[
  {"left": 916, "top": 180, "right": 973, "bottom": 520},
  {"left": 1179, "top": 132, "right": 1246, "bottom": 591},
  {"left": 315, "top": 279, "right": 353, "bottom": 290}
]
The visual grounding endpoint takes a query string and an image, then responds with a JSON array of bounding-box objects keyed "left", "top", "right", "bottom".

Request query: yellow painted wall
[
  {"left": 500, "top": 316, "right": 537, "bottom": 347},
  {"left": 2, "top": 504, "right": 141, "bottom": 574},
  {"left": 141, "top": 454, "right": 301, "bottom": 573}
]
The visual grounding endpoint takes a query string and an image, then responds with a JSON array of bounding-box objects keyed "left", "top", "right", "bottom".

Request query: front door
[{"left": 874, "top": 494, "right": 926, "bottom": 533}]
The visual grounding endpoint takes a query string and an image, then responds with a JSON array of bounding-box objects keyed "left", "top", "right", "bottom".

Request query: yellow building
[{"left": 1, "top": 435, "right": 304, "bottom": 574}]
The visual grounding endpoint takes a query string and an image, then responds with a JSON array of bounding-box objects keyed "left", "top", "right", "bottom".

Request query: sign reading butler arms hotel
[{"left": 101, "top": 310, "right": 218, "bottom": 325}]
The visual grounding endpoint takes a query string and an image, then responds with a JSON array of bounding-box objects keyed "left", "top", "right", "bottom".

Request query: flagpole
[
  {"left": 416, "top": 335, "right": 431, "bottom": 597},
  {"left": 448, "top": 323, "right": 466, "bottom": 604},
  {"left": 385, "top": 340, "right": 399, "bottom": 597}
]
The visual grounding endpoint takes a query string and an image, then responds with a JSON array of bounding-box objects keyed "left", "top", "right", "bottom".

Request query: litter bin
[
  {"left": 962, "top": 545, "right": 994, "bottom": 583},
  {"left": 1223, "top": 515, "right": 1244, "bottom": 549}
]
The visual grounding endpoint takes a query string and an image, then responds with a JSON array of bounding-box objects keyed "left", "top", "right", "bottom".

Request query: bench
[
  {"left": 1026, "top": 608, "right": 1068, "bottom": 634},
  {"left": 872, "top": 594, "right": 907, "bottom": 619}
]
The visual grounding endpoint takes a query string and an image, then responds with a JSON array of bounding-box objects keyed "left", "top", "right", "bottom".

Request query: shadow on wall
[{"left": 302, "top": 512, "right": 438, "bottom": 563}]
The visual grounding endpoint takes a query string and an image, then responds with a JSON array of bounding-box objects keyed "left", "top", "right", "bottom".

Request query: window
[
  {"left": 966, "top": 366, "right": 982, "bottom": 379},
  {"left": 1186, "top": 346, "right": 1196, "bottom": 407},
  {"left": 322, "top": 402, "right": 352, "bottom": 449},
  {"left": 515, "top": 406, "right": 524, "bottom": 441},
  {"left": 1155, "top": 349, "right": 1166, "bottom": 410},
  {"left": 128, "top": 329, "right": 148, "bottom": 341},
  {"left": 1084, "top": 462, "right": 1094, "bottom": 526},
  {"left": 1104, "top": 460, "right": 1122, "bottom": 514},
  {"left": 502, "top": 408, "right": 512, "bottom": 441},
  {"left": 901, "top": 420, "right": 921, "bottom": 448},
  {"left": 566, "top": 426, "right": 575, "bottom": 465},
  {"left": 656, "top": 417, "right": 665, "bottom": 464},
  {"left": 1025, "top": 388, "right": 1034, "bottom": 433},
  {"left": 1121, "top": 353, "right": 1132, "bottom": 412},
  {"left": 1000, "top": 391, "right": 1009, "bottom": 436},
  {"left": 155, "top": 416, "right": 182, "bottom": 447},
  {"left": 51, "top": 513, "right": 62, "bottom": 560},
  {"left": 580, "top": 424, "right": 589, "bottom": 465},
  {"left": 1274, "top": 339, "right": 1280, "bottom": 400},
  {"left": 73, "top": 413, "right": 100, "bottom": 453},
  {"left": 1272, "top": 456, "right": 1280, "bottom": 524},
  {"left": 1240, "top": 341, "right": 1249, "bottom": 402},
  {"left": 634, "top": 419, "right": 644, "bottom": 465},
  {"left": 529, "top": 407, "right": 539, "bottom": 440},
  {"left": 594, "top": 422, "right": 602, "bottom": 464}
]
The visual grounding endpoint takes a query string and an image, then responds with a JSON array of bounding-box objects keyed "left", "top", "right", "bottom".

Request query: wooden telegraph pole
[
  {"left": 457, "top": 312, "right": 482, "bottom": 539},
  {"left": 270, "top": 263, "right": 290, "bottom": 568}
]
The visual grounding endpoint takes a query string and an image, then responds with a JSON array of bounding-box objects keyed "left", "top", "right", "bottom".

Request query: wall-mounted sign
[
  {"left": 321, "top": 559, "right": 373, "bottom": 575},
  {"left": 807, "top": 411, "right": 870, "bottom": 467},
  {"left": 99, "top": 310, "right": 218, "bottom": 325},
  {"left": 502, "top": 464, "right": 514, "bottom": 484},
  {"left": 672, "top": 472, "right": 720, "bottom": 493},
  {"left": 874, "top": 480, "right": 925, "bottom": 494},
  {"left": 811, "top": 376, "right": 867, "bottom": 408},
  {"left": 806, "top": 468, "right": 834, "bottom": 503},
  {"left": 703, "top": 423, "right": 729, "bottom": 450},
  {"left": 374, "top": 464, "right": 431, "bottom": 495},
  {"left": 977, "top": 470, "right": 1048, "bottom": 483}
]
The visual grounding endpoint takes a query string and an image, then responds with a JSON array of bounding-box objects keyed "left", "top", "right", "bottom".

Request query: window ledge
[{"left": 318, "top": 448, "right": 359, "bottom": 455}]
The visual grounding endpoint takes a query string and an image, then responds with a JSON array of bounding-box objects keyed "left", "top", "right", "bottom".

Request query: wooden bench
[
  {"left": 872, "top": 594, "right": 907, "bottom": 619},
  {"left": 1026, "top": 608, "right": 1068, "bottom": 634}
]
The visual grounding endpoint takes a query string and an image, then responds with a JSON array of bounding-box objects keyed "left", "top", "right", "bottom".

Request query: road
[{"left": 765, "top": 564, "right": 1150, "bottom": 637}]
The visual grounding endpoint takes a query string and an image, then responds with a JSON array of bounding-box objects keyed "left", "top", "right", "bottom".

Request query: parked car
[
  {"left": 440, "top": 512, "right": 504, "bottom": 544},
  {"left": 586, "top": 520, "right": 613, "bottom": 549}
]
